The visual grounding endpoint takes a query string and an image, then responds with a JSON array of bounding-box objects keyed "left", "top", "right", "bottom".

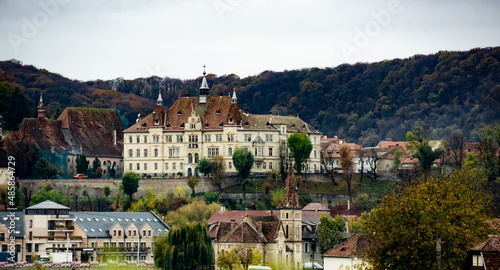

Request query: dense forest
[{"left": 1, "top": 47, "right": 499, "bottom": 145}]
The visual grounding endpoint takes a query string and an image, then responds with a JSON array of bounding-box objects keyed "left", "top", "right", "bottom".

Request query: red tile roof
[
  {"left": 302, "top": 203, "right": 329, "bottom": 212},
  {"left": 216, "top": 214, "right": 281, "bottom": 243},
  {"left": 322, "top": 235, "right": 369, "bottom": 258}
]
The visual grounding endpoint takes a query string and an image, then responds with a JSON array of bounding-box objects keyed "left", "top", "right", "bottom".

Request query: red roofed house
[
  {"left": 322, "top": 235, "right": 369, "bottom": 270},
  {"left": 12, "top": 95, "right": 124, "bottom": 178},
  {"left": 464, "top": 235, "right": 500, "bottom": 270},
  {"left": 123, "top": 68, "right": 322, "bottom": 178}
]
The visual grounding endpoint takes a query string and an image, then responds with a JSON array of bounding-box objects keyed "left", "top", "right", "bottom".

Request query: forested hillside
[{"left": 1, "top": 47, "right": 499, "bottom": 145}]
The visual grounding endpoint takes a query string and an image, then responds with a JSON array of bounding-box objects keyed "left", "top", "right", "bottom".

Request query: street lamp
[{"left": 62, "top": 224, "right": 70, "bottom": 262}]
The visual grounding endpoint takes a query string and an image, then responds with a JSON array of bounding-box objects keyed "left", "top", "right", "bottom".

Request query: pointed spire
[
  {"left": 37, "top": 93, "right": 45, "bottom": 119},
  {"left": 157, "top": 92, "right": 163, "bottom": 106},
  {"left": 39, "top": 94, "right": 43, "bottom": 103},
  {"left": 199, "top": 65, "right": 209, "bottom": 104},
  {"left": 231, "top": 89, "right": 238, "bottom": 104},
  {"left": 279, "top": 167, "right": 300, "bottom": 209}
]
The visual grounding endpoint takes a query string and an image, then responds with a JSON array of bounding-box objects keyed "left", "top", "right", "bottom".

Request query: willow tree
[{"left": 154, "top": 222, "right": 214, "bottom": 269}]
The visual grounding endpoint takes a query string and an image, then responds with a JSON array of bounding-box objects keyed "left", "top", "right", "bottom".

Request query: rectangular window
[
  {"left": 305, "top": 242, "right": 309, "bottom": 253},
  {"left": 269, "top": 162, "right": 273, "bottom": 170},
  {"left": 113, "top": 230, "right": 116, "bottom": 236},
  {"left": 269, "top": 148, "right": 273, "bottom": 156},
  {"left": 229, "top": 162, "right": 232, "bottom": 169},
  {"left": 129, "top": 163, "right": 132, "bottom": 170},
  {"left": 118, "top": 230, "right": 121, "bottom": 236},
  {"left": 137, "top": 149, "right": 140, "bottom": 157},
  {"left": 137, "top": 163, "right": 140, "bottom": 170},
  {"left": 177, "top": 135, "right": 183, "bottom": 142},
  {"left": 144, "top": 136, "right": 148, "bottom": 143},
  {"left": 473, "top": 255, "right": 484, "bottom": 266},
  {"left": 119, "top": 242, "right": 124, "bottom": 248},
  {"left": 155, "top": 163, "right": 158, "bottom": 170},
  {"left": 263, "top": 162, "right": 266, "bottom": 169},
  {"left": 143, "top": 230, "right": 146, "bottom": 236},
  {"left": 111, "top": 242, "right": 116, "bottom": 248},
  {"left": 227, "top": 134, "right": 234, "bottom": 142},
  {"left": 165, "top": 136, "right": 172, "bottom": 142},
  {"left": 148, "top": 230, "right": 151, "bottom": 236},
  {"left": 154, "top": 149, "right": 158, "bottom": 157},
  {"left": 137, "top": 136, "right": 140, "bottom": 143},
  {"left": 165, "top": 163, "right": 169, "bottom": 170},
  {"left": 216, "top": 135, "right": 222, "bottom": 142},
  {"left": 129, "top": 149, "right": 133, "bottom": 157},
  {"left": 229, "top": 148, "right": 232, "bottom": 156},
  {"left": 133, "top": 230, "right": 136, "bottom": 236},
  {"left": 244, "top": 135, "right": 252, "bottom": 142},
  {"left": 144, "top": 149, "right": 148, "bottom": 157},
  {"left": 35, "top": 244, "right": 39, "bottom": 252},
  {"left": 173, "top": 163, "right": 176, "bottom": 170},
  {"left": 29, "top": 220, "right": 32, "bottom": 228},
  {"left": 129, "top": 136, "right": 132, "bottom": 143},
  {"left": 144, "top": 163, "right": 147, "bottom": 170},
  {"left": 266, "top": 135, "right": 273, "bottom": 142},
  {"left": 205, "top": 135, "right": 211, "bottom": 142},
  {"left": 180, "top": 163, "right": 183, "bottom": 170}
]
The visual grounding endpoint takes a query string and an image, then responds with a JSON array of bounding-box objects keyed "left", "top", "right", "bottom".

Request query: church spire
[
  {"left": 280, "top": 167, "right": 300, "bottom": 209},
  {"left": 231, "top": 88, "right": 238, "bottom": 104},
  {"left": 199, "top": 65, "right": 209, "bottom": 104},
  {"left": 157, "top": 92, "right": 163, "bottom": 106},
  {"left": 37, "top": 94, "right": 45, "bottom": 120}
]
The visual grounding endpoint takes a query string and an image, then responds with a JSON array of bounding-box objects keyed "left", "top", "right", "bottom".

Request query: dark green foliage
[
  {"left": 287, "top": 133, "right": 313, "bottom": 174},
  {"left": 318, "top": 214, "right": 346, "bottom": 253},
  {"left": 154, "top": 222, "right": 214, "bottom": 269},
  {"left": 197, "top": 157, "right": 211, "bottom": 176},
  {"left": 35, "top": 158, "right": 58, "bottom": 179},
  {"left": 477, "top": 124, "right": 500, "bottom": 181},
  {"left": 75, "top": 154, "right": 89, "bottom": 174},
  {"left": 232, "top": 147, "right": 254, "bottom": 181},
  {"left": 203, "top": 192, "right": 219, "bottom": 204},
  {"left": 31, "top": 182, "right": 68, "bottom": 205},
  {"left": 122, "top": 171, "right": 139, "bottom": 202},
  {"left": 406, "top": 126, "right": 444, "bottom": 173}
]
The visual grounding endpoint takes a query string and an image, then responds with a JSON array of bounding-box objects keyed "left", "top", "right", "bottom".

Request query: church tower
[
  {"left": 37, "top": 94, "right": 45, "bottom": 120},
  {"left": 199, "top": 65, "right": 209, "bottom": 104},
  {"left": 279, "top": 166, "right": 302, "bottom": 269}
]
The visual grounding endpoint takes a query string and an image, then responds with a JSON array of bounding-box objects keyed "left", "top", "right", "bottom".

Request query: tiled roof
[
  {"left": 302, "top": 203, "right": 329, "bottom": 212},
  {"left": 375, "top": 141, "right": 408, "bottom": 148},
  {"left": 216, "top": 214, "right": 280, "bottom": 243},
  {"left": 26, "top": 200, "right": 70, "bottom": 210},
  {"left": 280, "top": 167, "right": 300, "bottom": 209},
  {"left": 72, "top": 211, "right": 169, "bottom": 238},
  {"left": 322, "top": 143, "right": 363, "bottom": 158},
  {"left": 57, "top": 107, "right": 124, "bottom": 157},
  {"left": 18, "top": 118, "right": 70, "bottom": 153},
  {"left": 467, "top": 235, "right": 500, "bottom": 269},
  {"left": 322, "top": 235, "right": 369, "bottom": 258}
]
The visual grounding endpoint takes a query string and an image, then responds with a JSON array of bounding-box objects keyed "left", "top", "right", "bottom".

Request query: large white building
[{"left": 123, "top": 69, "right": 322, "bottom": 178}]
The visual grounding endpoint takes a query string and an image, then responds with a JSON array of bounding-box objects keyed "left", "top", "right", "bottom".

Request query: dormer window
[
  {"left": 205, "top": 123, "right": 209, "bottom": 128},
  {"left": 220, "top": 122, "right": 224, "bottom": 127},
  {"left": 178, "top": 110, "right": 182, "bottom": 115},
  {"left": 166, "top": 123, "right": 170, "bottom": 128},
  {"left": 244, "top": 121, "right": 249, "bottom": 126},
  {"left": 191, "top": 124, "right": 195, "bottom": 129},
  {"left": 155, "top": 119, "right": 159, "bottom": 125},
  {"left": 216, "top": 109, "right": 221, "bottom": 114},
  {"left": 180, "top": 123, "right": 185, "bottom": 128},
  {"left": 229, "top": 117, "right": 233, "bottom": 124}
]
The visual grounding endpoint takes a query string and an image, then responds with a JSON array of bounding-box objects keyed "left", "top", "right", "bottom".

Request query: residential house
[
  {"left": 322, "top": 235, "right": 369, "bottom": 270},
  {"left": 464, "top": 235, "right": 500, "bottom": 270}
]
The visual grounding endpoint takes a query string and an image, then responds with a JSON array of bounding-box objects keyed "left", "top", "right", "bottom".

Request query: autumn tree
[
  {"left": 339, "top": 144, "right": 354, "bottom": 202},
  {"left": 164, "top": 197, "right": 221, "bottom": 228},
  {"left": 270, "top": 188, "right": 284, "bottom": 209},
  {"left": 216, "top": 249, "right": 240, "bottom": 270},
  {"left": 367, "top": 148, "right": 379, "bottom": 180},
  {"left": 405, "top": 126, "right": 444, "bottom": 173},
  {"left": 82, "top": 190, "right": 92, "bottom": 211},
  {"left": 232, "top": 147, "right": 254, "bottom": 189},
  {"left": 154, "top": 222, "right": 214, "bottom": 269},
  {"left": 322, "top": 149, "right": 338, "bottom": 185},
  {"left": 287, "top": 133, "right": 313, "bottom": 174},
  {"left": 361, "top": 169, "right": 492, "bottom": 270},
  {"left": 4, "top": 131, "right": 39, "bottom": 178},
  {"left": 187, "top": 176, "right": 200, "bottom": 196},
  {"left": 210, "top": 155, "right": 226, "bottom": 191},
  {"left": 317, "top": 214, "right": 346, "bottom": 253},
  {"left": 234, "top": 247, "right": 262, "bottom": 270},
  {"left": 122, "top": 171, "right": 139, "bottom": 202}
]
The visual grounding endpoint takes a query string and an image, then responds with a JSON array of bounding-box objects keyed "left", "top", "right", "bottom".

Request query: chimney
[
  {"left": 186, "top": 93, "right": 190, "bottom": 98},
  {"left": 219, "top": 92, "right": 223, "bottom": 98},
  {"left": 257, "top": 221, "right": 262, "bottom": 233},
  {"left": 386, "top": 138, "right": 392, "bottom": 141},
  {"left": 113, "top": 130, "right": 117, "bottom": 145},
  {"left": 288, "top": 114, "right": 294, "bottom": 117},
  {"left": 230, "top": 220, "right": 236, "bottom": 230}
]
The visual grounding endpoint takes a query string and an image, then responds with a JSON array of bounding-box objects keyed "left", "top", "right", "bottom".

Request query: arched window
[
  {"left": 195, "top": 153, "right": 199, "bottom": 163},
  {"left": 188, "top": 153, "right": 193, "bottom": 164}
]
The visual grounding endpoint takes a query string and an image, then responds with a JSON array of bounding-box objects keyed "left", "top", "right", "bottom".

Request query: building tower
[
  {"left": 231, "top": 89, "right": 238, "bottom": 104},
  {"left": 199, "top": 65, "right": 209, "bottom": 104},
  {"left": 37, "top": 94, "right": 45, "bottom": 120},
  {"left": 157, "top": 92, "right": 163, "bottom": 107},
  {"left": 279, "top": 166, "right": 302, "bottom": 269}
]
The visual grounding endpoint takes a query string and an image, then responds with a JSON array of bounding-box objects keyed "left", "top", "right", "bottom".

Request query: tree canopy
[
  {"left": 122, "top": 171, "right": 139, "bottom": 202},
  {"left": 31, "top": 182, "right": 68, "bottom": 206},
  {"left": 360, "top": 169, "right": 492, "bottom": 270},
  {"left": 287, "top": 133, "right": 313, "bottom": 174},
  {"left": 405, "top": 126, "right": 444, "bottom": 173},
  {"left": 232, "top": 147, "right": 254, "bottom": 180},
  {"left": 318, "top": 214, "right": 346, "bottom": 253}
]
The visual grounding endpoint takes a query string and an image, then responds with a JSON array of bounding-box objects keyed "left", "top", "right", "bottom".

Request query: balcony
[{"left": 34, "top": 235, "right": 83, "bottom": 242}]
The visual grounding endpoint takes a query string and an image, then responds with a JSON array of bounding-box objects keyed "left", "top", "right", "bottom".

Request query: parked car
[{"left": 73, "top": 173, "right": 84, "bottom": 179}]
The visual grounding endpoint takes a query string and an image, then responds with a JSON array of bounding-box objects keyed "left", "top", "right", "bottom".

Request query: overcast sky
[{"left": 1, "top": 0, "right": 500, "bottom": 81}]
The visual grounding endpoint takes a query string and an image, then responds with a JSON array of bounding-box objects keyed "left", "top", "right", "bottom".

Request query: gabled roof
[
  {"left": 216, "top": 214, "right": 280, "bottom": 243},
  {"left": 17, "top": 118, "right": 70, "bottom": 153},
  {"left": 26, "top": 200, "right": 70, "bottom": 210},
  {"left": 322, "top": 235, "right": 369, "bottom": 258},
  {"left": 302, "top": 202, "right": 329, "bottom": 212},
  {"left": 467, "top": 235, "right": 500, "bottom": 269},
  {"left": 72, "top": 211, "right": 169, "bottom": 238}
]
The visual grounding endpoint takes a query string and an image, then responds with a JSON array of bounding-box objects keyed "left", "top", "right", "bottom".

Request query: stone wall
[{"left": 219, "top": 192, "right": 351, "bottom": 208}]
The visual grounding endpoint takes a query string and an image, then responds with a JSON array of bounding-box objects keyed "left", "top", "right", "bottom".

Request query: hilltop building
[
  {"left": 0, "top": 200, "right": 169, "bottom": 262},
  {"left": 123, "top": 68, "right": 322, "bottom": 178},
  {"left": 12, "top": 96, "right": 124, "bottom": 177}
]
